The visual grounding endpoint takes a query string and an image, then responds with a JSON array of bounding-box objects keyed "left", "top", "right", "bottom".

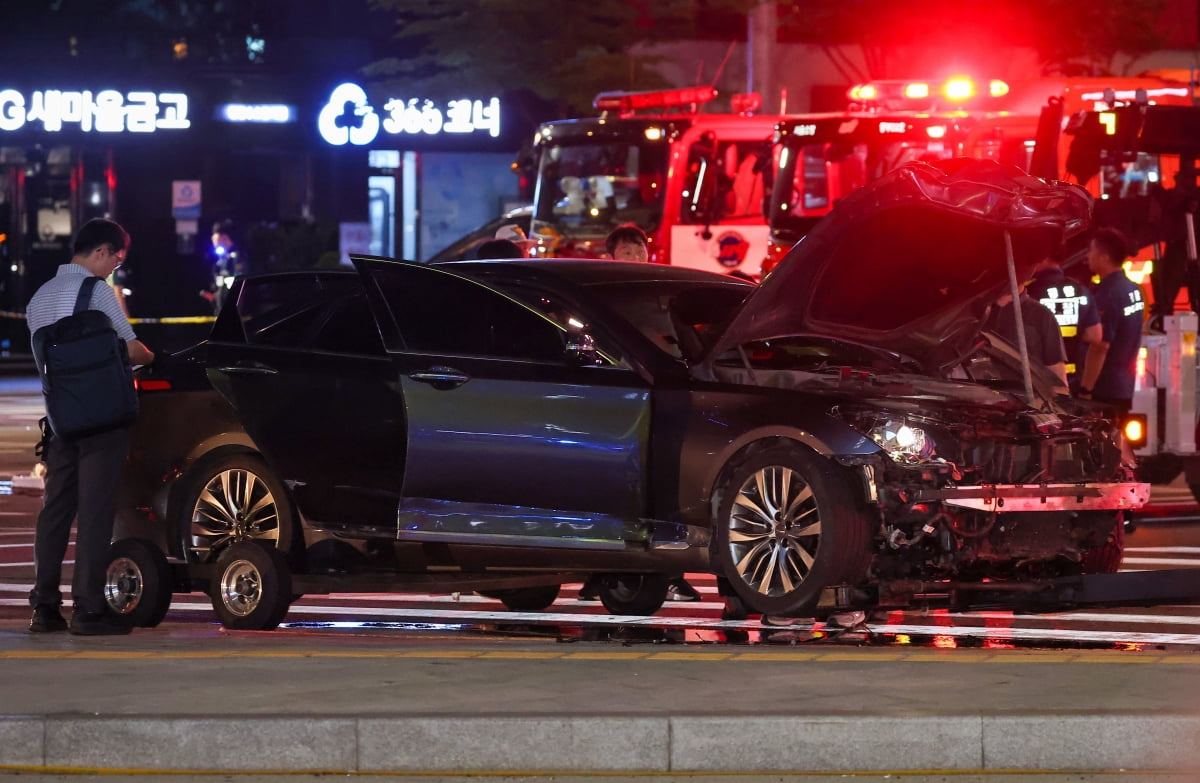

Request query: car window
[
  {"left": 483, "top": 282, "right": 625, "bottom": 368},
  {"left": 586, "top": 281, "right": 751, "bottom": 361},
  {"left": 369, "top": 265, "right": 566, "bottom": 361},
  {"left": 217, "top": 273, "right": 378, "bottom": 351}
]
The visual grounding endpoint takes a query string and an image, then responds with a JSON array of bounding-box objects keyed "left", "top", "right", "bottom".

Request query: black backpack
[{"left": 31, "top": 276, "right": 138, "bottom": 439}]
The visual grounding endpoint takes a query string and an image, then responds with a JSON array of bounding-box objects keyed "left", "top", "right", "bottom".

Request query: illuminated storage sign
[
  {"left": 318, "top": 82, "right": 500, "bottom": 146},
  {"left": 0, "top": 88, "right": 190, "bottom": 133}
]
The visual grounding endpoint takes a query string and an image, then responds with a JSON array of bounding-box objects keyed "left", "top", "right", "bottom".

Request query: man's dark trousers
[{"left": 29, "top": 426, "right": 130, "bottom": 616}]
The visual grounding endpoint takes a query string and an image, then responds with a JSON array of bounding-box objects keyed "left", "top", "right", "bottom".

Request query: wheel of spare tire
[
  {"left": 712, "top": 443, "right": 873, "bottom": 617},
  {"left": 480, "top": 585, "right": 562, "bottom": 611},
  {"left": 209, "top": 541, "right": 292, "bottom": 630},
  {"left": 596, "top": 573, "right": 670, "bottom": 616},
  {"left": 177, "top": 453, "right": 297, "bottom": 564},
  {"left": 105, "top": 538, "right": 173, "bottom": 628},
  {"left": 1080, "top": 513, "right": 1125, "bottom": 575}
]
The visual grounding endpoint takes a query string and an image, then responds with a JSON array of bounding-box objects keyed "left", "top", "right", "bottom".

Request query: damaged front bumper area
[{"left": 909, "top": 481, "right": 1151, "bottom": 512}]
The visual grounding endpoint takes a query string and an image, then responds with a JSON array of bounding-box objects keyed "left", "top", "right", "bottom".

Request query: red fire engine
[
  {"left": 763, "top": 73, "right": 1198, "bottom": 277},
  {"left": 524, "top": 86, "right": 784, "bottom": 276}
]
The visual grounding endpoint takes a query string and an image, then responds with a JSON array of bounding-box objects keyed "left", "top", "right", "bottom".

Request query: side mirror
[{"left": 565, "top": 330, "right": 603, "bottom": 366}]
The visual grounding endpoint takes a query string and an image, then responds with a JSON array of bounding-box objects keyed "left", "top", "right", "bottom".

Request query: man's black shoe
[
  {"left": 69, "top": 611, "right": 132, "bottom": 636},
  {"left": 29, "top": 605, "right": 68, "bottom": 633},
  {"left": 667, "top": 578, "right": 702, "bottom": 602}
]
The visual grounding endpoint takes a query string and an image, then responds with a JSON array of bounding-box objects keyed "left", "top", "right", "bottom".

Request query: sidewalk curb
[{"left": 3, "top": 713, "right": 1200, "bottom": 773}]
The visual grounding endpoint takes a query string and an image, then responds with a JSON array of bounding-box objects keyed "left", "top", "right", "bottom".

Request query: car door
[
  {"left": 206, "top": 272, "right": 406, "bottom": 533},
  {"left": 355, "top": 258, "right": 652, "bottom": 550}
]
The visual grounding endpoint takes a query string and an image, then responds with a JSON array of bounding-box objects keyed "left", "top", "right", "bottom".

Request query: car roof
[{"left": 436, "top": 258, "right": 755, "bottom": 289}]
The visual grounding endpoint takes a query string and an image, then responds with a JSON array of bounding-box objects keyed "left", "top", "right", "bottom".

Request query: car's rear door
[
  {"left": 206, "top": 272, "right": 405, "bottom": 532},
  {"left": 355, "top": 258, "right": 652, "bottom": 550}
]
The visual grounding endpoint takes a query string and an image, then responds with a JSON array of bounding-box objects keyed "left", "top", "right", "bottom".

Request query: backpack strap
[{"left": 73, "top": 276, "right": 102, "bottom": 314}]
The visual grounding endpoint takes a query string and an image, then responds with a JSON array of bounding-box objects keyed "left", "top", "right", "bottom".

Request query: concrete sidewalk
[{"left": 1, "top": 623, "right": 1199, "bottom": 776}]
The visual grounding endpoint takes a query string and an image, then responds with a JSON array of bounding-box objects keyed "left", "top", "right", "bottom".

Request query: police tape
[{"left": 0, "top": 311, "right": 215, "bottom": 325}]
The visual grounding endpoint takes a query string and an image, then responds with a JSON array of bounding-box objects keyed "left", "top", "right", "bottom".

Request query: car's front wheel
[
  {"left": 713, "top": 443, "right": 873, "bottom": 617},
  {"left": 178, "top": 454, "right": 296, "bottom": 563}
]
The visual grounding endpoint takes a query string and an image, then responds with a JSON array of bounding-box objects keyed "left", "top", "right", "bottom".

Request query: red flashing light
[
  {"left": 943, "top": 78, "right": 975, "bottom": 101},
  {"left": 730, "top": 92, "right": 762, "bottom": 114},
  {"left": 904, "top": 82, "right": 930, "bottom": 99},
  {"left": 593, "top": 86, "right": 718, "bottom": 113},
  {"left": 134, "top": 378, "right": 173, "bottom": 392},
  {"left": 848, "top": 84, "right": 878, "bottom": 101},
  {"left": 989, "top": 79, "right": 1010, "bottom": 97}
]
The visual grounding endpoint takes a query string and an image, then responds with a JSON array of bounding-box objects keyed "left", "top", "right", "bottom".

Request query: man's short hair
[
  {"left": 1091, "top": 226, "right": 1130, "bottom": 263},
  {"left": 73, "top": 218, "right": 129, "bottom": 256},
  {"left": 605, "top": 223, "right": 648, "bottom": 256},
  {"left": 475, "top": 238, "right": 525, "bottom": 259}
]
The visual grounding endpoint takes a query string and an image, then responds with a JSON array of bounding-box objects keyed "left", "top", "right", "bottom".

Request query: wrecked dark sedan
[{"left": 109, "top": 159, "right": 1147, "bottom": 629}]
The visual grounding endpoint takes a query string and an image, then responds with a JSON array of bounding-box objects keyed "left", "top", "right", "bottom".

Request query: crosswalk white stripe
[
  {"left": 872, "top": 622, "right": 1200, "bottom": 647},
  {"left": 1126, "top": 547, "right": 1200, "bottom": 554},
  {"left": 1121, "top": 557, "right": 1200, "bottom": 567}
]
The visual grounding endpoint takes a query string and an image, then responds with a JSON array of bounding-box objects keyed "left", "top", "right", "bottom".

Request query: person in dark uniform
[
  {"left": 1078, "top": 227, "right": 1145, "bottom": 422},
  {"left": 984, "top": 285, "right": 1070, "bottom": 393},
  {"left": 1026, "top": 253, "right": 1101, "bottom": 392}
]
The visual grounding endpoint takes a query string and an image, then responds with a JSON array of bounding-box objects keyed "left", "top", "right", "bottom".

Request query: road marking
[{"left": 1122, "top": 557, "right": 1200, "bottom": 567}]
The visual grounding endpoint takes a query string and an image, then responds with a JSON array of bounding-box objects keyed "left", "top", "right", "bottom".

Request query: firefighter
[
  {"left": 1079, "top": 228, "right": 1145, "bottom": 444},
  {"left": 1026, "top": 251, "right": 1101, "bottom": 393}
]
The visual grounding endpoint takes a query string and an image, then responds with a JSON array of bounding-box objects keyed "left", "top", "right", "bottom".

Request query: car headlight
[{"left": 867, "top": 418, "right": 937, "bottom": 464}]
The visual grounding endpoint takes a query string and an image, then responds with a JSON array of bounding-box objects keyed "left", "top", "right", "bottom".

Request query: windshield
[
  {"left": 531, "top": 131, "right": 669, "bottom": 242},
  {"left": 770, "top": 139, "right": 957, "bottom": 235}
]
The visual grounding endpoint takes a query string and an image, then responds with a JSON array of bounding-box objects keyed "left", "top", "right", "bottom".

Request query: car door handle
[
  {"left": 217, "top": 362, "right": 279, "bottom": 376},
  {"left": 409, "top": 366, "right": 470, "bottom": 389}
]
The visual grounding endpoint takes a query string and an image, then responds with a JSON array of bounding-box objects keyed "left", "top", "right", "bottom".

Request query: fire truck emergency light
[
  {"left": 730, "top": 92, "right": 762, "bottom": 114},
  {"left": 593, "top": 86, "right": 718, "bottom": 113},
  {"left": 847, "top": 78, "right": 1010, "bottom": 107}
]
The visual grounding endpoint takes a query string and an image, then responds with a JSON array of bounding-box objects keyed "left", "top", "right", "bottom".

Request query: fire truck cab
[
  {"left": 1059, "top": 101, "right": 1200, "bottom": 499},
  {"left": 764, "top": 74, "right": 1198, "bottom": 276},
  {"left": 525, "top": 87, "right": 782, "bottom": 276}
]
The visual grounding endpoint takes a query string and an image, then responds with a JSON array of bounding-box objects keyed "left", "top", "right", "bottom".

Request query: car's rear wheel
[
  {"left": 713, "top": 444, "right": 873, "bottom": 617},
  {"left": 209, "top": 541, "right": 292, "bottom": 630},
  {"left": 480, "top": 585, "right": 562, "bottom": 612},
  {"left": 105, "top": 538, "right": 173, "bottom": 627},
  {"left": 595, "top": 573, "right": 669, "bottom": 616},
  {"left": 178, "top": 454, "right": 296, "bottom": 564}
]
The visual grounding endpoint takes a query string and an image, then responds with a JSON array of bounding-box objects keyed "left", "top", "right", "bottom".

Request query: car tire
[
  {"left": 1080, "top": 513, "right": 1125, "bottom": 574},
  {"left": 596, "top": 573, "right": 669, "bottom": 616},
  {"left": 209, "top": 541, "right": 292, "bottom": 631},
  {"left": 177, "top": 454, "right": 297, "bottom": 564},
  {"left": 105, "top": 538, "right": 173, "bottom": 628},
  {"left": 713, "top": 443, "right": 873, "bottom": 618},
  {"left": 480, "top": 585, "right": 562, "bottom": 612}
]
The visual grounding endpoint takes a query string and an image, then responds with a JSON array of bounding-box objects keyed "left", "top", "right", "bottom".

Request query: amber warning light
[{"left": 1123, "top": 413, "right": 1148, "bottom": 449}]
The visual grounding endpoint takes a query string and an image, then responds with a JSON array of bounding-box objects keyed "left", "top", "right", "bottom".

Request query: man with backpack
[{"left": 25, "top": 218, "right": 154, "bottom": 635}]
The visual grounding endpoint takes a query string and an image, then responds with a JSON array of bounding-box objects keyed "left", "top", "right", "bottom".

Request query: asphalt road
[{"left": 5, "top": 375, "right": 1200, "bottom": 776}]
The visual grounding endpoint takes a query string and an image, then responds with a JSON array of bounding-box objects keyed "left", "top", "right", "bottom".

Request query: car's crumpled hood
[{"left": 698, "top": 159, "right": 1092, "bottom": 377}]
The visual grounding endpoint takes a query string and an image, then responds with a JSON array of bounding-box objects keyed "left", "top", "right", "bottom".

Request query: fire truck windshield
[
  {"left": 532, "top": 133, "right": 669, "bottom": 241},
  {"left": 770, "top": 138, "right": 957, "bottom": 234}
]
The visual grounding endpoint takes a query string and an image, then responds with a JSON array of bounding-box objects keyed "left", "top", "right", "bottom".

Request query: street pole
[{"left": 747, "top": 1, "right": 777, "bottom": 113}]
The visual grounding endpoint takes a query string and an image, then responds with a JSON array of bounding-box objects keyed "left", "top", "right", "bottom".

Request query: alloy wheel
[
  {"left": 191, "top": 468, "right": 281, "bottom": 554},
  {"left": 727, "top": 464, "right": 822, "bottom": 597}
]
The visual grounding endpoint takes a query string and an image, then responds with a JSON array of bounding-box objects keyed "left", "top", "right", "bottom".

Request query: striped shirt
[{"left": 26, "top": 263, "right": 137, "bottom": 345}]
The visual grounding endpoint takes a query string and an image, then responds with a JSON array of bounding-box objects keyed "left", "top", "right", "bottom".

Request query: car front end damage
[{"left": 834, "top": 393, "right": 1149, "bottom": 583}]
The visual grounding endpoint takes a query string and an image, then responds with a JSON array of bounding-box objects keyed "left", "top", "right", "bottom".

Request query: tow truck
[
  {"left": 763, "top": 73, "right": 1199, "bottom": 277},
  {"left": 522, "top": 86, "right": 783, "bottom": 276}
]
